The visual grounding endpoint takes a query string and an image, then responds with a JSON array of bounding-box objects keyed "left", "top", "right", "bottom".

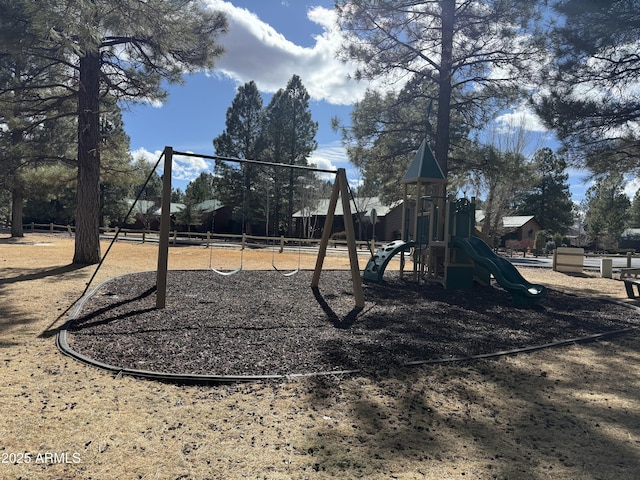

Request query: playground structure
[
  {"left": 141, "top": 144, "right": 543, "bottom": 310},
  {"left": 363, "top": 139, "right": 546, "bottom": 305},
  {"left": 155, "top": 146, "right": 365, "bottom": 310}
]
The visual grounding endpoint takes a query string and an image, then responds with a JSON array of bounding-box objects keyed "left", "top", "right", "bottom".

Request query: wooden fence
[
  {"left": 21, "top": 223, "right": 640, "bottom": 267},
  {"left": 23, "top": 223, "right": 380, "bottom": 251}
]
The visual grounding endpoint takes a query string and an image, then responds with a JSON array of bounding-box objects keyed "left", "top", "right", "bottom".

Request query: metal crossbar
[{"left": 173, "top": 150, "right": 338, "bottom": 175}]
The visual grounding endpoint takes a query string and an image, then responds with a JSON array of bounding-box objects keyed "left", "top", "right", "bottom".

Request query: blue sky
[
  {"left": 120, "top": 0, "right": 613, "bottom": 203},
  {"left": 122, "top": 0, "right": 360, "bottom": 190}
]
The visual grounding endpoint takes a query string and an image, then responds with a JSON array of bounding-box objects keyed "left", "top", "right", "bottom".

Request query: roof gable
[
  {"left": 195, "top": 199, "right": 224, "bottom": 213},
  {"left": 503, "top": 215, "right": 536, "bottom": 228},
  {"left": 292, "top": 196, "right": 399, "bottom": 218}
]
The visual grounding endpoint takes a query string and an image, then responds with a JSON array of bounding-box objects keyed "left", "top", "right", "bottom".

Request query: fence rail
[
  {"left": 23, "top": 223, "right": 379, "bottom": 251},
  {"left": 20, "top": 223, "right": 640, "bottom": 267}
]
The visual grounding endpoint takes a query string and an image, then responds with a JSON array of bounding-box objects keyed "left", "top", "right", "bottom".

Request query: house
[
  {"left": 194, "top": 200, "right": 234, "bottom": 233},
  {"left": 475, "top": 211, "right": 543, "bottom": 249},
  {"left": 620, "top": 228, "right": 640, "bottom": 251},
  {"left": 292, "top": 196, "right": 403, "bottom": 241},
  {"left": 125, "top": 199, "right": 184, "bottom": 230},
  {"left": 500, "top": 215, "right": 543, "bottom": 249}
]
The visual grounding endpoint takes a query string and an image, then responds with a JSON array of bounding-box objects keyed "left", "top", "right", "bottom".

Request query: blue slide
[{"left": 451, "top": 235, "right": 546, "bottom": 304}]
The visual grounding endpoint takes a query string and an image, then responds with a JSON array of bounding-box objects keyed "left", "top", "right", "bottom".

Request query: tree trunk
[
  {"left": 10, "top": 101, "right": 24, "bottom": 238},
  {"left": 73, "top": 52, "right": 102, "bottom": 265},
  {"left": 287, "top": 167, "right": 294, "bottom": 237},
  {"left": 10, "top": 186, "right": 24, "bottom": 238},
  {"left": 434, "top": 0, "right": 455, "bottom": 178}
]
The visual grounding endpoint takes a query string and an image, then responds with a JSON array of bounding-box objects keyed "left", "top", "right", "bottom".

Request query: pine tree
[
  {"left": 335, "top": 0, "right": 544, "bottom": 177},
  {"left": 0, "top": 0, "right": 227, "bottom": 264},
  {"left": 535, "top": 0, "right": 640, "bottom": 168},
  {"left": 335, "top": 78, "right": 469, "bottom": 204},
  {"left": 213, "top": 81, "right": 265, "bottom": 233},
  {"left": 628, "top": 190, "right": 640, "bottom": 228},
  {"left": 514, "top": 148, "right": 574, "bottom": 234},
  {"left": 261, "top": 75, "right": 318, "bottom": 236},
  {"left": 584, "top": 174, "right": 631, "bottom": 249}
]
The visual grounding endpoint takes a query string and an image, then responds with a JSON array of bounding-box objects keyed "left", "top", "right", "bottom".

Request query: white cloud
[
  {"left": 494, "top": 104, "right": 548, "bottom": 133},
  {"left": 130, "top": 147, "right": 211, "bottom": 183},
  {"left": 625, "top": 177, "right": 640, "bottom": 199},
  {"left": 205, "top": 1, "right": 373, "bottom": 105},
  {"left": 131, "top": 147, "right": 163, "bottom": 165},
  {"left": 173, "top": 153, "right": 211, "bottom": 182},
  {"left": 308, "top": 154, "right": 336, "bottom": 173},
  {"left": 309, "top": 151, "right": 338, "bottom": 183}
]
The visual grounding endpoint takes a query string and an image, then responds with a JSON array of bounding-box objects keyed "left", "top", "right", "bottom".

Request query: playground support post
[
  {"left": 156, "top": 146, "right": 173, "bottom": 309},
  {"left": 311, "top": 168, "right": 365, "bottom": 309}
]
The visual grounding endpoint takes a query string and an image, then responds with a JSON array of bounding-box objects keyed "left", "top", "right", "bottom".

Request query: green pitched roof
[{"left": 401, "top": 139, "right": 446, "bottom": 183}]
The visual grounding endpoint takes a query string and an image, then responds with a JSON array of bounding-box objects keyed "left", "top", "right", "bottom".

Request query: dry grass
[{"left": 1, "top": 233, "right": 640, "bottom": 480}]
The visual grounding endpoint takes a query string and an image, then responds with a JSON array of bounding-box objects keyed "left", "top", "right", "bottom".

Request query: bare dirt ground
[{"left": 1, "top": 233, "right": 640, "bottom": 480}]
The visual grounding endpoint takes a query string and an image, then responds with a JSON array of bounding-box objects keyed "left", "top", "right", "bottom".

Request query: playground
[
  {"left": 57, "top": 142, "right": 636, "bottom": 380},
  {"left": 2, "top": 234, "right": 640, "bottom": 479},
  {"left": 65, "top": 269, "right": 638, "bottom": 380},
  {"left": 4, "top": 147, "right": 640, "bottom": 479}
]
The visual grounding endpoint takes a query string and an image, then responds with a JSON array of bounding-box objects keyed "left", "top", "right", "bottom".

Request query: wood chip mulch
[{"left": 65, "top": 270, "right": 640, "bottom": 377}]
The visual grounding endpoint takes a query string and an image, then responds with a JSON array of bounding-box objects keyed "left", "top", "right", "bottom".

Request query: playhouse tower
[{"left": 400, "top": 139, "right": 478, "bottom": 287}]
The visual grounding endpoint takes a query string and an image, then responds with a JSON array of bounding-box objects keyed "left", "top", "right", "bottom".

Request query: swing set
[{"left": 155, "top": 147, "right": 364, "bottom": 309}]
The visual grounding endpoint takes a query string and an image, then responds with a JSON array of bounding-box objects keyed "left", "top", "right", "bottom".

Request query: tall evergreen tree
[
  {"left": 0, "top": 0, "right": 76, "bottom": 237},
  {"left": 584, "top": 173, "right": 631, "bottom": 249},
  {"left": 0, "top": 0, "right": 227, "bottom": 264},
  {"left": 535, "top": 0, "right": 640, "bottom": 171},
  {"left": 261, "top": 89, "right": 288, "bottom": 235},
  {"left": 262, "top": 75, "right": 318, "bottom": 236},
  {"left": 335, "top": 78, "right": 469, "bottom": 204},
  {"left": 629, "top": 190, "right": 640, "bottom": 229},
  {"left": 184, "top": 173, "right": 216, "bottom": 205},
  {"left": 213, "top": 81, "right": 265, "bottom": 232},
  {"left": 335, "top": 0, "right": 544, "bottom": 177},
  {"left": 514, "top": 148, "right": 574, "bottom": 234}
]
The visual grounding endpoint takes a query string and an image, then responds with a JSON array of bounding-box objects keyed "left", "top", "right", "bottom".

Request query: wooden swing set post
[
  {"left": 311, "top": 168, "right": 365, "bottom": 309},
  {"left": 156, "top": 146, "right": 173, "bottom": 309}
]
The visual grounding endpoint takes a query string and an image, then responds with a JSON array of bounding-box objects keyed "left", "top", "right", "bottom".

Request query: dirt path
[{"left": 1, "top": 233, "right": 640, "bottom": 479}]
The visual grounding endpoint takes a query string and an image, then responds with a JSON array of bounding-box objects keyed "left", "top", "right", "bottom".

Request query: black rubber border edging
[{"left": 56, "top": 271, "right": 640, "bottom": 384}]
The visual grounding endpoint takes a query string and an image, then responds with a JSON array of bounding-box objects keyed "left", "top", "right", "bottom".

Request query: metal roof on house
[
  {"left": 292, "top": 197, "right": 398, "bottom": 218},
  {"left": 195, "top": 199, "right": 223, "bottom": 213},
  {"left": 127, "top": 199, "right": 184, "bottom": 215},
  {"left": 502, "top": 216, "right": 536, "bottom": 228},
  {"left": 475, "top": 211, "right": 539, "bottom": 228}
]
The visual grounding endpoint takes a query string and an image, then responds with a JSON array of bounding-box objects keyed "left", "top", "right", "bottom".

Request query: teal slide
[{"left": 451, "top": 235, "right": 546, "bottom": 304}]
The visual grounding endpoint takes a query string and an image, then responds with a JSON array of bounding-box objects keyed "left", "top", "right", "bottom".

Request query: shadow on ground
[
  {"left": 0, "top": 264, "right": 87, "bottom": 338},
  {"left": 0, "top": 264, "right": 86, "bottom": 285},
  {"left": 302, "top": 336, "right": 640, "bottom": 479}
]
